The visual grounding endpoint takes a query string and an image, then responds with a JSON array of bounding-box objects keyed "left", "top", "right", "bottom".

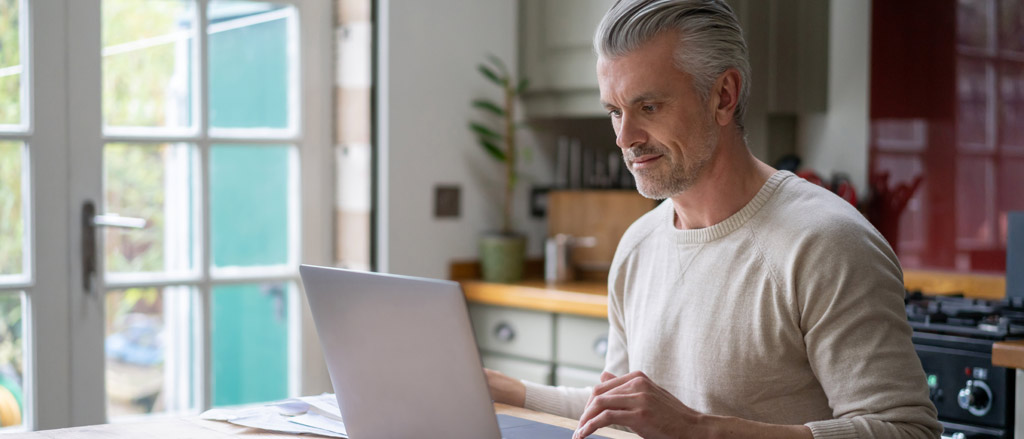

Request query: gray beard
[{"left": 627, "top": 132, "right": 717, "bottom": 200}]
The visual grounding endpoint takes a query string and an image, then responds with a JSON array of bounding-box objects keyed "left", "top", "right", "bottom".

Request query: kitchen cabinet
[
  {"left": 519, "top": 0, "right": 615, "bottom": 118},
  {"left": 466, "top": 284, "right": 610, "bottom": 387},
  {"left": 518, "top": 0, "right": 828, "bottom": 118}
]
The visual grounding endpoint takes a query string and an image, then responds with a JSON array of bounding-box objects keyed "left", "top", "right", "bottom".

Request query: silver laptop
[{"left": 300, "top": 264, "right": 609, "bottom": 439}]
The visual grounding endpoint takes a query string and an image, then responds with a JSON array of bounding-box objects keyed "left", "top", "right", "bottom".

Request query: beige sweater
[{"left": 524, "top": 171, "right": 941, "bottom": 438}]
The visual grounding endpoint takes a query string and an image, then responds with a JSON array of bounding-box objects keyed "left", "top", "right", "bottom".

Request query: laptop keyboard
[{"left": 497, "top": 414, "right": 611, "bottom": 439}]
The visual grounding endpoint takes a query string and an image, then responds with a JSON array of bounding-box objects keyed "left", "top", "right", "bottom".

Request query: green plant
[{"left": 468, "top": 55, "right": 528, "bottom": 235}]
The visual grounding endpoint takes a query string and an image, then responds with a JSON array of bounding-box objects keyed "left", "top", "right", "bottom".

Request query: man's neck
[{"left": 669, "top": 132, "right": 776, "bottom": 230}]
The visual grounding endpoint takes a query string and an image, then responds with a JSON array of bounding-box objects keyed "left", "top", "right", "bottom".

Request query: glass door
[{"left": 0, "top": 0, "right": 332, "bottom": 429}]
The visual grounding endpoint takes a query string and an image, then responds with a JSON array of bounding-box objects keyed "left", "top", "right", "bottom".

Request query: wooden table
[{"left": 8, "top": 404, "right": 638, "bottom": 438}]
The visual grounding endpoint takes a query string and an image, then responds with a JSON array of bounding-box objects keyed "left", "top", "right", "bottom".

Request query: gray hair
[{"left": 594, "top": 0, "right": 751, "bottom": 130}]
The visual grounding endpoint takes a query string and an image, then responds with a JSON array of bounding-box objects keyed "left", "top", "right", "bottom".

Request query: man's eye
[
  {"left": 608, "top": 109, "right": 622, "bottom": 118},
  {"left": 642, "top": 104, "right": 656, "bottom": 113}
]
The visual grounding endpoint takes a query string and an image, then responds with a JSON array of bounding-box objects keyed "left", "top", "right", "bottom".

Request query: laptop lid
[{"left": 300, "top": 265, "right": 501, "bottom": 439}]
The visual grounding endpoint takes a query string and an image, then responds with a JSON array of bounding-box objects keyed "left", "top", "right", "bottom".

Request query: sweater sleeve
[
  {"left": 791, "top": 216, "right": 941, "bottom": 439},
  {"left": 522, "top": 381, "right": 592, "bottom": 419},
  {"left": 522, "top": 254, "right": 632, "bottom": 420}
]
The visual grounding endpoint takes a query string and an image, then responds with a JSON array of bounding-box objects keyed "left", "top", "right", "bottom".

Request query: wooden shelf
[{"left": 461, "top": 280, "right": 609, "bottom": 318}]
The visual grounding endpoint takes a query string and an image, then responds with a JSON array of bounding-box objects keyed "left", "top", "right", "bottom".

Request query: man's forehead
[{"left": 597, "top": 54, "right": 680, "bottom": 106}]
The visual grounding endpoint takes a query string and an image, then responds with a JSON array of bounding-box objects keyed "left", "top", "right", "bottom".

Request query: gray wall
[
  {"left": 377, "top": 0, "right": 551, "bottom": 278},
  {"left": 797, "top": 0, "right": 871, "bottom": 195}
]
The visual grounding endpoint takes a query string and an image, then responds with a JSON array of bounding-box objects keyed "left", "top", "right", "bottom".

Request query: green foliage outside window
[{"left": 0, "top": 0, "right": 21, "bottom": 125}]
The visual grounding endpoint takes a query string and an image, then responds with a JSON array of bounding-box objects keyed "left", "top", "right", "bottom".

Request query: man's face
[{"left": 597, "top": 31, "right": 719, "bottom": 199}]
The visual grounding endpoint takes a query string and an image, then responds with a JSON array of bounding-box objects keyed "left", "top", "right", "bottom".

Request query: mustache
[{"left": 623, "top": 144, "right": 665, "bottom": 162}]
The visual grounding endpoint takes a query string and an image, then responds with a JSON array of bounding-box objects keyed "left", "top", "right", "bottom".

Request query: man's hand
[
  {"left": 484, "top": 368, "right": 526, "bottom": 407},
  {"left": 574, "top": 371, "right": 707, "bottom": 439},
  {"left": 573, "top": 371, "right": 813, "bottom": 439}
]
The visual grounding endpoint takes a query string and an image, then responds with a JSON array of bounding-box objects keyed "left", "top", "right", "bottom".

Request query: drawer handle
[
  {"left": 593, "top": 335, "right": 608, "bottom": 357},
  {"left": 494, "top": 322, "right": 516, "bottom": 343}
]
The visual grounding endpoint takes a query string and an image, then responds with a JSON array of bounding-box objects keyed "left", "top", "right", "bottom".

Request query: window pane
[
  {"left": 103, "top": 143, "right": 197, "bottom": 276},
  {"left": 957, "top": 58, "right": 994, "bottom": 151},
  {"left": 211, "top": 282, "right": 291, "bottom": 406},
  {"left": 210, "top": 145, "right": 292, "bottom": 269},
  {"left": 0, "top": 142, "right": 23, "bottom": 277},
  {"left": 956, "top": 157, "right": 996, "bottom": 248},
  {"left": 102, "top": 0, "right": 196, "bottom": 130},
  {"left": 0, "top": 292, "right": 24, "bottom": 428},
  {"left": 208, "top": 1, "right": 294, "bottom": 131},
  {"left": 0, "top": 0, "right": 21, "bottom": 126},
  {"left": 105, "top": 287, "right": 197, "bottom": 418}
]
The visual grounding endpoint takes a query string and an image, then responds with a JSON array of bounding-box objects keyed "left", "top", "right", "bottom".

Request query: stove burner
[{"left": 905, "top": 291, "right": 1024, "bottom": 340}]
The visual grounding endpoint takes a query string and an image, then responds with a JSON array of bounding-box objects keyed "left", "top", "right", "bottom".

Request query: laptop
[{"left": 299, "top": 264, "right": 609, "bottom": 439}]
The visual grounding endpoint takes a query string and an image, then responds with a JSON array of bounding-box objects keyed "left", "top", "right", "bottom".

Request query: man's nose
[{"left": 615, "top": 115, "right": 646, "bottom": 150}]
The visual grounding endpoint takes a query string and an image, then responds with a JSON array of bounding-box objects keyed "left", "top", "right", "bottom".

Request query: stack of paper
[{"left": 201, "top": 393, "right": 347, "bottom": 438}]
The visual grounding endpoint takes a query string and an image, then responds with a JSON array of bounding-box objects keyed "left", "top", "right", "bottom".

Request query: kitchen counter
[
  {"left": 459, "top": 269, "right": 1007, "bottom": 319},
  {"left": 460, "top": 280, "right": 609, "bottom": 318},
  {"left": 993, "top": 340, "right": 1024, "bottom": 370}
]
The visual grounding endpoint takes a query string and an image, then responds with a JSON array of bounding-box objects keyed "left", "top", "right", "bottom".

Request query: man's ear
[{"left": 711, "top": 68, "right": 741, "bottom": 127}]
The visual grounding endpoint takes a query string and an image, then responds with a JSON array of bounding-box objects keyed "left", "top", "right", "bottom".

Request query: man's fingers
[
  {"left": 592, "top": 370, "right": 647, "bottom": 397},
  {"left": 599, "top": 371, "right": 616, "bottom": 383},
  {"left": 576, "top": 392, "right": 642, "bottom": 435},
  {"left": 574, "top": 409, "right": 634, "bottom": 439}
]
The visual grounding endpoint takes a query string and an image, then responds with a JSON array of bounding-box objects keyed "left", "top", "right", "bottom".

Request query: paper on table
[
  {"left": 272, "top": 393, "right": 343, "bottom": 421},
  {"left": 200, "top": 393, "right": 347, "bottom": 438},
  {"left": 229, "top": 410, "right": 346, "bottom": 438},
  {"left": 288, "top": 412, "right": 348, "bottom": 436}
]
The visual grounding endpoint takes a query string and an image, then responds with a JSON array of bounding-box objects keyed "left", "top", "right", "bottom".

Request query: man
[{"left": 486, "top": 1, "right": 941, "bottom": 438}]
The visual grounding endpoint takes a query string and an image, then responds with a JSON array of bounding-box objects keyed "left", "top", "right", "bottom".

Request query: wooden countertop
[
  {"left": 461, "top": 280, "right": 610, "bottom": 318},
  {"left": 11, "top": 404, "right": 638, "bottom": 438},
  {"left": 993, "top": 340, "right": 1024, "bottom": 370},
  {"left": 460, "top": 269, "right": 1008, "bottom": 318}
]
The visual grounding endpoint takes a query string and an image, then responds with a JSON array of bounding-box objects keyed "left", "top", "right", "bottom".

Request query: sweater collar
[{"left": 664, "top": 170, "right": 792, "bottom": 244}]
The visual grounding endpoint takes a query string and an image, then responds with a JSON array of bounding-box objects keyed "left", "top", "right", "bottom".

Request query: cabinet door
[
  {"left": 482, "top": 354, "right": 554, "bottom": 385},
  {"left": 521, "top": 0, "right": 613, "bottom": 91},
  {"left": 520, "top": 0, "right": 615, "bottom": 118},
  {"left": 469, "top": 304, "right": 554, "bottom": 362},
  {"left": 555, "top": 365, "right": 603, "bottom": 388},
  {"left": 556, "top": 314, "right": 609, "bottom": 370}
]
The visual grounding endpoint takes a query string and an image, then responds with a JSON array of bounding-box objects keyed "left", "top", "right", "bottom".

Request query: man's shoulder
[
  {"left": 762, "top": 176, "right": 878, "bottom": 238},
  {"left": 757, "top": 176, "right": 896, "bottom": 266},
  {"left": 615, "top": 198, "right": 672, "bottom": 256}
]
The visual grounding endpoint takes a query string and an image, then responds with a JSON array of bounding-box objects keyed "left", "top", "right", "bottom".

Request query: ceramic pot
[{"left": 479, "top": 233, "right": 526, "bottom": 283}]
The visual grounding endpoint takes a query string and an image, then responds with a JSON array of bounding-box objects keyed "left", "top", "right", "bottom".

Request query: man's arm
[
  {"left": 572, "top": 371, "right": 813, "bottom": 439},
  {"left": 484, "top": 368, "right": 525, "bottom": 407}
]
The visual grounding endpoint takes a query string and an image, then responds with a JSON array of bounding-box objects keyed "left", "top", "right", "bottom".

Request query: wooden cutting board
[{"left": 547, "top": 190, "right": 658, "bottom": 273}]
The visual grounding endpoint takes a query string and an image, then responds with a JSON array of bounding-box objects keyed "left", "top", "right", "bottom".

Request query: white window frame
[{"left": 14, "top": 0, "right": 333, "bottom": 429}]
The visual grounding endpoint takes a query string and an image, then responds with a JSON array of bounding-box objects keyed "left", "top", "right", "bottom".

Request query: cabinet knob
[
  {"left": 494, "top": 322, "right": 516, "bottom": 343},
  {"left": 593, "top": 335, "right": 608, "bottom": 357}
]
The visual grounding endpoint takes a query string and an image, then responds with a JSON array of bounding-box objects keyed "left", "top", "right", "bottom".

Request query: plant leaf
[
  {"left": 515, "top": 78, "right": 530, "bottom": 95},
  {"left": 469, "top": 122, "right": 502, "bottom": 139},
  {"left": 478, "top": 139, "right": 507, "bottom": 162},
  {"left": 472, "top": 99, "right": 505, "bottom": 117},
  {"left": 478, "top": 64, "right": 505, "bottom": 86},
  {"left": 486, "top": 53, "right": 509, "bottom": 77}
]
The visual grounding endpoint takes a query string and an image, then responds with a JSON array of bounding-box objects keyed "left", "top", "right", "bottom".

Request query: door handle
[{"left": 81, "top": 200, "right": 146, "bottom": 294}]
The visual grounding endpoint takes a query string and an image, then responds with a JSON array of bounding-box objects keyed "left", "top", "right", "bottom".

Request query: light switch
[{"left": 434, "top": 185, "right": 461, "bottom": 218}]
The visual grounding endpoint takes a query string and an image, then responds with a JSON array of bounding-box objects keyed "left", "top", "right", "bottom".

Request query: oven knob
[{"left": 957, "top": 379, "right": 993, "bottom": 417}]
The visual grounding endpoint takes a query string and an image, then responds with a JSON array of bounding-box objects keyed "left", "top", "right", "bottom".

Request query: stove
[{"left": 906, "top": 292, "right": 1024, "bottom": 438}]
